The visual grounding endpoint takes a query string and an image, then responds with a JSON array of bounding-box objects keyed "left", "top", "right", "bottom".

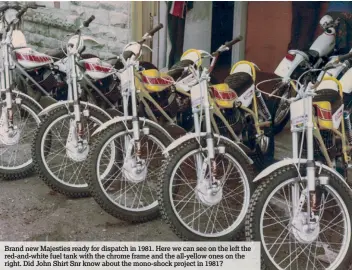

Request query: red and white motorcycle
[
  {"left": 31, "top": 15, "right": 119, "bottom": 198},
  {"left": 271, "top": 14, "right": 341, "bottom": 134}
]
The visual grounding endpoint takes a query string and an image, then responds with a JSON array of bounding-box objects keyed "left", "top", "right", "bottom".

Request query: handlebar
[
  {"left": 224, "top": 35, "right": 243, "bottom": 48},
  {"left": 147, "top": 23, "right": 163, "bottom": 37},
  {"left": 337, "top": 51, "right": 352, "bottom": 63},
  {"left": 83, "top": 15, "right": 95, "bottom": 27},
  {"left": 16, "top": 7, "right": 27, "bottom": 18},
  {"left": 138, "top": 23, "right": 163, "bottom": 43},
  {"left": 212, "top": 35, "right": 243, "bottom": 56}
]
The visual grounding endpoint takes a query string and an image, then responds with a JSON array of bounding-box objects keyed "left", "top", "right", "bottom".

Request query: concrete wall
[{"left": 22, "top": 1, "right": 131, "bottom": 58}]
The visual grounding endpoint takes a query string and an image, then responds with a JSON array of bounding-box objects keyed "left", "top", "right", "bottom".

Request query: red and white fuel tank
[
  {"left": 12, "top": 30, "right": 54, "bottom": 69},
  {"left": 80, "top": 57, "right": 114, "bottom": 80}
]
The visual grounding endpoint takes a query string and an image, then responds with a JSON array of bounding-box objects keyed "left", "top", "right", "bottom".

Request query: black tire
[
  {"left": 245, "top": 165, "right": 352, "bottom": 270},
  {"left": 86, "top": 121, "right": 173, "bottom": 223},
  {"left": 32, "top": 105, "right": 110, "bottom": 198},
  {"left": 158, "top": 138, "right": 255, "bottom": 241},
  {"left": 0, "top": 95, "right": 42, "bottom": 180},
  {"left": 270, "top": 83, "right": 293, "bottom": 135}
]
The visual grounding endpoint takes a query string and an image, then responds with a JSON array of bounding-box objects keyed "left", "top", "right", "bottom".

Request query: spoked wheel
[
  {"left": 158, "top": 138, "right": 254, "bottom": 241},
  {"left": 271, "top": 83, "right": 294, "bottom": 135},
  {"left": 86, "top": 121, "right": 173, "bottom": 223},
  {"left": 32, "top": 106, "right": 111, "bottom": 197},
  {"left": 0, "top": 97, "right": 41, "bottom": 180},
  {"left": 246, "top": 165, "right": 352, "bottom": 270}
]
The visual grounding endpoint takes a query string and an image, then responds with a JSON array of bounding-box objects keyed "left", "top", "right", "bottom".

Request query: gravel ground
[{"left": 0, "top": 126, "right": 293, "bottom": 242}]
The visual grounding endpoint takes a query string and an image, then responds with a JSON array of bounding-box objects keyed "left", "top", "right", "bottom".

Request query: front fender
[
  {"left": 37, "top": 101, "right": 112, "bottom": 120},
  {"left": 91, "top": 116, "right": 174, "bottom": 142},
  {"left": 13, "top": 90, "right": 43, "bottom": 111},
  {"left": 253, "top": 158, "right": 351, "bottom": 190},
  {"left": 162, "top": 132, "right": 253, "bottom": 165}
]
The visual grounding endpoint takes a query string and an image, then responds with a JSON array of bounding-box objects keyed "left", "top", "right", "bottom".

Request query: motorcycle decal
[
  {"left": 140, "top": 69, "right": 173, "bottom": 92},
  {"left": 84, "top": 62, "right": 112, "bottom": 73},
  {"left": 211, "top": 84, "right": 237, "bottom": 109},
  {"left": 314, "top": 102, "right": 333, "bottom": 130},
  {"left": 81, "top": 58, "right": 113, "bottom": 80},
  {"left": 332, "top": 104, "right": 344, "bottom": 129},
  {"left": 16, "top": 53, "right": 51, "bottom": 63},
  {"left": 290, "top": 99, "right": 308, "bottom": 128},
  {"left": 15, "top": 48, "right": 54, "bottom": 69},
  {"left": 316, "top": 106, "right": 332, "bottom": 120}
]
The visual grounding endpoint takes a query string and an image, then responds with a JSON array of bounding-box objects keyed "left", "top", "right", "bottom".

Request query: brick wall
[
  {"left": 22, "top": 1, "right": 131, "bottom": 58},
  {"left": 245, "top": 1, "right": 328, "bottom": 73}
]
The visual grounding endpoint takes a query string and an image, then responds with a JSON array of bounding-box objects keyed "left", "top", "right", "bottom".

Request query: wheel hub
[
  {"left": 66, "top": 140, "right": 89, "bottom": 162},
  {"left": 292, "top": 212, "right": 320, "bottom": 244},
  {"left": 65, "top": 121, "right": 89, "bottom": 162},
  {"left": 0, "top": 126, "right": 20, "bottom": 146},
  {"left": 122, "top": 157, "right": 147, "bottom": 183},
  {"left": 195, "top": 179, "right": 223, "bottom": 206}
]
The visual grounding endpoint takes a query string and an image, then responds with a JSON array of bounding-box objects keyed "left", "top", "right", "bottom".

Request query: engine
[{"left": 24, "top": 67, "right": 67, "bottom": 100}]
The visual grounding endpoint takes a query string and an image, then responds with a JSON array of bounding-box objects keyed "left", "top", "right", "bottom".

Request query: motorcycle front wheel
[
  {"left": 32, "top": 105, "right": 111, "bottom": 197},
  {"left": 86, "top": 121, "right": 173, "bottom": 223},
  {"left": 0, "top": 96, "right": 42, "bottom": 180},
  {"left": 158, "top": 137, "right": 255, "bottom": 241},
  {"left": 246, "top": 165, "right": 352, "bottom": 270},
  {"left": 271, "top": 82, "right": 295, "bottom": 135}
]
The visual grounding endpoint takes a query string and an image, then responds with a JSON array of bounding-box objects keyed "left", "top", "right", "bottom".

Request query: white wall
[{"left": 183, "top": 2, "right": 212, "bottom": 65}]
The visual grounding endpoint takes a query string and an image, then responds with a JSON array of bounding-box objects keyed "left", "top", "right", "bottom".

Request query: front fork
[
  {"left": 68, "top": 54, "right": 87, "bottom": 147},
  {"left": 1, "top": 39, "right": 15, "bottom": 131},
  {"left": 292, "top": 95, "right": 321, "bottom": 225},
  {"left": 193, "top": 79, "right": 218, "bottom": 186}
]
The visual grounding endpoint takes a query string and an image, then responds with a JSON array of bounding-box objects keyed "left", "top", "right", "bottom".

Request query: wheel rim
[
  {"left": 169, "top": 149, "right": 250, "bottom": 238},
  {"left": 40, "top": 113, "right": 103, "bottom": 188},
  {"left": 96, "top": 130, "right": 165, "bottom": 212},
  {"left": 0, "top": 103, "right": 40, "bottom": 170},
  {"left": 260, "top": 178, "right": 351, "bottom": 270}
]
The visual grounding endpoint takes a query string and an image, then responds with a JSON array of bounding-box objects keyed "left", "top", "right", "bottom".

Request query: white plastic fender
[
  {"left": 12, "top": 90, "right": 43, "bottom": 111},
  {"left": 37, "top": 101, "right": 112, "bottom": 120},
  {"left": 253, "top": 158, "right": 351, "bottom": 190},
  {"left": 162, "top": 132, "right": 254, "bottom": 165},
  {"left": 91, "top": 116, "right": 174, "bottom": 142}
]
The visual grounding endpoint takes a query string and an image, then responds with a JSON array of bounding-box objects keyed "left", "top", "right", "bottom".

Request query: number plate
[
  {"left": 191, "top": 83, "right": 206, "bottom": 107},
  {"left": 274, "top": 57, "right": 293, "bottom": 78},
  {"left": 176, "top": 74, "right": 197, "bottom": 92},
  {"left": 290, "top": 99, "right": 308, "bottom": 128}
]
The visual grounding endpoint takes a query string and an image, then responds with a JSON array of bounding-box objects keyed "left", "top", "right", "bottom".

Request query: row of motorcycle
[{"left": 1, "top": 3, "right": 352, "bottom": 269}]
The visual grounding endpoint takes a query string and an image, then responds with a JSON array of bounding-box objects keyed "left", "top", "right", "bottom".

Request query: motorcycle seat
[
  {"left": 211, "top": 83, "right": 238, "bottom": 109},
  {"left": 224, "top": 72, "right": 254, "bottom": 97}
]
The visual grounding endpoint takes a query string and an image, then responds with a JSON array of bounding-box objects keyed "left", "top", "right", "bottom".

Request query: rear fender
[
  {"left": 91, "top": 116, "right": 174, "bottom": 142},
  {"left": 37, "top": 101, "right": 112, "bottom": 120},
  {"left": 162, "top": 132, "right": 253, "bottom": 165}
]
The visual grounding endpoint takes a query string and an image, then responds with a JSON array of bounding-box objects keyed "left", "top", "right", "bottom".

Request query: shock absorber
[
  {"left": 256, "top": 90, "right": 271, "bottom": 120},
  {"left": 344, "top": 110, "right": 352, "bottom": 144}
]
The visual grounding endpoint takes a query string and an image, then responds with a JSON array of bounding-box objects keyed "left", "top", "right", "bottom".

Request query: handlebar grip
[
  {"left": 35, "top": 4, "right": 46, "bottom": 8},
  {"left": 147, "top": 23, "right": 163, "bottom": 36},
  {"left": 224, "top": 35, "right": 243, "bottom": 48},
  {"left": 83, "top": 15, "right": 95, "bottom": 27},
  {"left": 16, "top": 7, "right": 27, "bottom": 19},
  {"left": 338, "top": 52, "right": 352, "bottom": 62}
]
